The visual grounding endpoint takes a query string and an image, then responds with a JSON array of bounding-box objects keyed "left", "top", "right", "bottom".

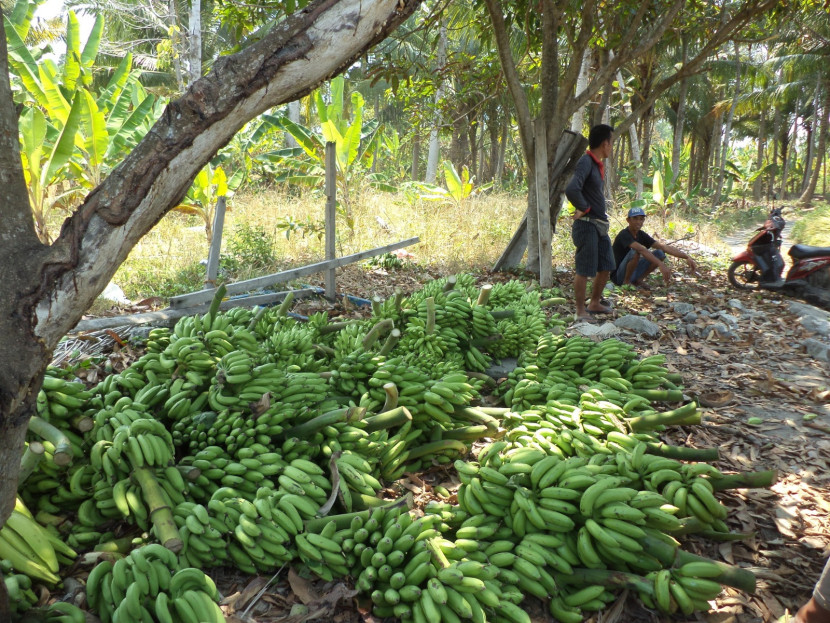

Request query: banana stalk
[
  {"left": 362, "top": 319, "right": 394, "bottom": 349},
  {"left": 70, "top": 414, "right": 94, "bottom": 433},
  {"left": 18, "top": 441, "right": 45, "bottom": 484},
  {"left": 628, "top": 388, "right": 685, "bottom": 402},
  {"left": 627, "top": 402, "right": 698, "bottom": 432},
  {"left": 378, "top": 328, "right": 401, "bottom": 356},
  {"left": 27, "top": 416, "right": 73, "bottom": 466},
  {"left": 364, "top": 406, "right": 411, "bottom": 432},
  {"left": 305, "top": 496, "right": 412, "bottom": 533},
  {"left": 282, "top": 407, "right": 366, "bottom": 439},
  {"left": 709, "top": 470, "right": 778, "bottom": 492},
  {"left": 646, "top": 442, "right": 719, "bottom": 462},
  {"left": 476, "top": 284, "right": 492, "bottom": 306},
  {"left": 559, "top": 568, "right": 655, "bottom": 596},
  {"left": 132, "top": 467, "right": 182, "bottom": 553},
  {"left": 277, "top": 290, "right": 294, "bottom": 316},
  {"left": 380, "top": 383, "right": 399, "bottom": 412}
]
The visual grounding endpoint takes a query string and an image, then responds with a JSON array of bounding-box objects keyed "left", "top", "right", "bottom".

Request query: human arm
[
  {"left": 565, "top": 157, "right": 591, "bottom": 219},
  {"left": 653, "top": 241, "right": 699, "bottom": 274},
  {"left": 630, "top": 241, "right": 672, "bottom": 283}
]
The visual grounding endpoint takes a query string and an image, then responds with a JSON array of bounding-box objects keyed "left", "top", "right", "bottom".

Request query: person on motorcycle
[{"left": 611, "top": 206, "right": 699, "bottom": 289}]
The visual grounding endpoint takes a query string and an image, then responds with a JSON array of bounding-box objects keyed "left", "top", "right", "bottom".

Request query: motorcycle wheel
[{"left": 727, "top": 260, "right": 762, "bottom": 290}]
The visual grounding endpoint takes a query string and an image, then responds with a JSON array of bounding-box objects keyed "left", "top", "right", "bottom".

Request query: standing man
[
  {"left": 565, "top": 124, "right": 615, "bottom": 321},
  {"left": 611, "top": 206, "right": 698, "bottom": 289}
]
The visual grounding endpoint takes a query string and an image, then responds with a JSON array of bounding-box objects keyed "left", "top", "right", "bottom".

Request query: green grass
[
  {"left": 110, "top": 186, "right": 730, "bottom": 301},
  {"left": 791, "top": 202, "right": 830, "bottom": 246}
]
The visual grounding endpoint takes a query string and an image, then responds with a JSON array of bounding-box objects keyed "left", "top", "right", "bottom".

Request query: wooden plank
[
  {"left": 324, "top": 142, "right": 337, "bottom": 299},
  {"left": 71, "top": 289, "right": 318, "bottom": 333},
  {"left": 205, "top": 196, "right": 227, "bottom": 286},
  {"left": 492, "top": 130, "right": 587, "bottom": 271},
  {"left": 168, "top": 237, "right": 420, "bottom": 308},
  {"left": 534, "top": 118, "right": 552, "bottom": 287}
]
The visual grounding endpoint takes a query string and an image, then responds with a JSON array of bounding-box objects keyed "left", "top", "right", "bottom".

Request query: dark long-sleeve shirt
[{"left": 565, "top": 153, "right": 608, "bottom": 221}]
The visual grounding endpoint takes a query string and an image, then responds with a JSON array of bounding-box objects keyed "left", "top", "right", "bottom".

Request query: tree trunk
[
  {"left": 711, "top": 44, "right": 741, "bottom": 210},
  {"left": 799, "top": 82, "right": 829, "bottom": 206},
  {"left": 187, "top": 0, "right": 202, "bottom": 85},
  {"left": 286, "top": 100, "right": 301, "bottom": 148},
  {"left": 671, "top": 37, "right": 689, "bottom": 186},
  {"left": 0, "top": 0, "right": 421, "bottom": 537},
  {"left": 411, "top": 133, "right": 421, "bottom": 181},
  {"left": 753, "top": 108, "right": 766, "bottom": 201},
  {"left": 780, "top": 107, "right": 796, "bottom": 199},
  {"left": 616, "top": 67, "right": 643, "bottom": 199},
  {"left": 169, "top": 0, "right": 185, "bottom": 92},
  {"left": 495, "top": 115, "right": 507, "bottom": 184},
  {"left": 425, "top": 19, "right": 447, "bottom": 184},
  {"left": 570, "top": 49, "right": 592, "bottom": 133}
]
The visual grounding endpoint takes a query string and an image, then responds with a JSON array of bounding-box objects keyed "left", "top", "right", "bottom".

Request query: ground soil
[{"left": 66, "top": 259, "right": 830, "bottom": 623}]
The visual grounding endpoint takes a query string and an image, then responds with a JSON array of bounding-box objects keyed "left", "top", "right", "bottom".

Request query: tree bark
[
  {"left": 187, "top": 0, "right": 202, "bottom": 85},
  {"left": 800, "top": 82, "right": 829, "bottom": 206},
  {"left": 671, "top": 37, "right": 689, "bottom": 187},
  {"left": 0, "top": 0, "right": 421, "bottom": 531},
  {"left": 711, "top": 43, "right": 741, "bottom": 210},
  {"left": 425, "top": 19, "right": 447, "bottom": 184},
  {"left": 754, "top": 107, "right": 766, "bottom": 201}
]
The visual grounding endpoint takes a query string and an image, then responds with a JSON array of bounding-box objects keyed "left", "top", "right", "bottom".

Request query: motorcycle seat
[{"left": 789, "top": 244, "right": 830, "bottom": 259}]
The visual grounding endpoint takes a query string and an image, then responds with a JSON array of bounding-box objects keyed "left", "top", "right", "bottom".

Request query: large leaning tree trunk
[{"left": 0, "top": 0, "right": 420, "bottom": 531}]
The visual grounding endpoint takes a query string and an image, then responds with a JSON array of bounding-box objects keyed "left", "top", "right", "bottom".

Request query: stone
[
  {"left": 683, "top": 312, "right": 698, "bottom": 322},
  {"left": 704, "top": 322, "right": 735, "bottom": 339},
  {"left": 801, "top": 316, "right": 830, "bottom": 337},
  {"left": 804, "top": 338, "right": 830, "bottom": 362},
  {"left": 790, "top": 302, "right": 830, "bottom": 322},
  {"left": 672, "top": 302, "right": 695, "bottom": 315},
  {"left": 614, "top": 315, "right": 661, "bottom": 337},
  {"left": 717, "top": 313, "right": 740, "bottom": 329},
  {"left": 728, "top": 299, "right": 746, "bottom": 310}
]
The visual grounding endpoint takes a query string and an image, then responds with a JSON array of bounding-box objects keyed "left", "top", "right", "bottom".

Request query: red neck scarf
[{"left": 587, "top": 150, "right": 605, "bottom": 180}]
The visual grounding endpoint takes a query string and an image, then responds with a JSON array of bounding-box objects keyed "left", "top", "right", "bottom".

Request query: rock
[
  {"left": 683, "top": 312, "right": 698, "bottom": 322},
  {"left": 485, "top": 357, "right": 518, "bottom": 379},
  {"left": 728, "top": 299, "right": 745, "bottom": 310},
  {"left": 614, "top": 315, "right": 661, "bottom": 337},
  {"left": 801, "top": 315, "right": 830, "bottom": 336},
  {"left": 717, "top": 312, "right": 740, "bottom": 329},
  {"left": 672, "top": 302, "right": 695, "bottom": 315},
  {"left": 790, "top": 302, "right": 830, "bottom": 322},
  {"left": 572, "top": 322, "right": 620, "bottom": 337},
  {"left": 804, "top": 338, "right": 830, "bottom": 362},
  {"left": 704, "top": 322, "right": 735, "bottom": 339}
]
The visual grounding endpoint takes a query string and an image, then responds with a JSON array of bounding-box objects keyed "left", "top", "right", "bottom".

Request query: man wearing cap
[
  {"left": 566, "top": 124, "right": 616, "bottom": 320},
  {"left": 611, "top": 207, "right": 698, "bottom": 288}
]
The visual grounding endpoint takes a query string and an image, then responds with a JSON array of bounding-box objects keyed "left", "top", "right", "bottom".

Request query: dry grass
[{"left": 111, "top": 185, "right": 728, "bottom": 300}]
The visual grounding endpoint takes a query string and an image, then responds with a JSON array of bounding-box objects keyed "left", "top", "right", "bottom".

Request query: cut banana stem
[
  {"left": 425, "top": 297, "right": 436, "bottom": 334},
  {"left": 27, "top": 416, "right": 73, "bottom": 466},
  {"left": 132, "top": 467, "right": 182, "bottom": 553},
  {"left": 709, "top": 470, "right": 778, "bottom": 492},
  {"left": 490, "top": 309, "right": 515, "bottom": 319},
  {"left": 282, "top": 407, "right": 366, "bottom": 439},
  {"left": 364, "top": 406, "right": 411, "bottom": 432},
  {"left": 560, "top": 568, "right": 655, "bottom": 596},
  {"left": 378, "top": 329, "right": 401, "bottom": 357},
  {"left": 380, "top": 383, "right": 399, "bottom": 412},
  {"left": 18, "top": 441, "right": 45, "bottom": 484},
  {"left": 207, "top": 284, "right": 227, "bottom": 323},
  {"left": 700, "top": 529, "right": 756, "bottom": 542},
  {"left": 646, "top": 443, "right": 719, "bottom": 462},
  {"left": 277, "top": 290, "right": 294, "bottom": 316},
  {"left": 476, "top": 284, "right": 492, "bottom": 306},
  {"left": 317, "top": 320, "right": 362, "bottom": 334},
  {"left": 628, "top": 388, "right": 685, "bottom": 402},
  {"left": 362, "top": 319, "right": 394, "bottom": 349},
  {"left": 71, "top": 414, "right": 94, "bottom": 433},
  {"left": 675, "top": 551, "right": 756, "bottom": 593},
  {"left": 246, "top": 305, "right": 268, "bottom": 331},
  {"left": 628, "top": 402, "right": 698, "bottom": 432}
]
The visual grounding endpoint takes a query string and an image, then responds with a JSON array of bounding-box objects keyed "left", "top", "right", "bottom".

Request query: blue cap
[{"left": 627, "top": 207, "right": 646, "bottom": 218}]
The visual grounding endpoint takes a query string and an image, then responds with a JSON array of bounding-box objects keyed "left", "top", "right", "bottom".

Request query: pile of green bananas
[{"left": 86, "top": 544, "right": 223, "bottom": 623}]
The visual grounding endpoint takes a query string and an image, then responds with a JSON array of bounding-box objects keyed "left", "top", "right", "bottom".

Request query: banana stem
[
  {"left": 441, "top": 425, "right": 492, "bottom": 441},
  {"left": 627, "top": 402, "right": 698, "bottom": 432},
  {"left": 305, "top": 496, "right": 411, "bottom": 533},
  {"left": 362, "top": 319, "right": 394, "bottom": 349},
  {"left": 490, "top": 309, "right": 515, "bottom": 319},
  {"left": 709, "top": 469, "right": 778, "bottom": 492},
  {"left": 282, "top": 407, "right": 366, "bottom": 439},
  {"left": 314, "top": 344, "right": 336, "bottom": 357},
  {"left": 540, "top": 297, "right": 567, "bottom": 307},
  {"left": 406, "top": 439, "right": 467, "bottom": 461},
  {"left": 364, "top": 406, "right": 412, "bottom": 432},
  {"left": 380, "top": 383, "right": 399, "bottom": 412},
  {"left": 473, "top": 406, "right": 511, "bottom": 417},
  {"left": 318, "top": 321, "right": 362, "bottom": 335},
  {"left": 372, "top": 296, "right": 383, "bottom": 317},
  {"left": 675, "top": 550, "right": 756, "bottom": 593},
  {"left": 628, "top": 388, "right": 685, "bottom": 402},
  {"left": 246, "top": 305, "right": 268, "bottom": 332},
  {"left": 425, "top": 297, "right": 436, "bottom": 334},
  {"left": 71, "top": 414, "right": 94, "bottom": 433},
  {"left": 378, "top": 328, "right": 401, "bottom": 357},
  {"left": 443, "top": 275, "right": 457, "bottom": 292},
  {"left": 207, "top": 284, "right": 227, "bottom": 325},
  {"left": 452, "top": 407, "right": 500, "bottom": 432},
  {"left": 559, "top": 568, "right": 655, "bottom": 595},
  {"left": 665, "top": 372, "right": 683, "bottom": 384},
  {"left": 476, "top": 285, "right": 492, "bottom": 306},
  {"left": 27, "top": 416, "right": 73, "bottom": 467},
  {"left": 277, "top": 290, "right": 294, "bottom": 316},
  {"left": 393, "top": 288, "right": 404, "bottom": 311},
  {"left": 646, "top": 442, "right": 719, "bottom": 462},
  {"left": 18, "top": 441, "right": 45, "bottom": 484},
  {"left": 132, "top": 467, "right": 182, "bottom": 552}
]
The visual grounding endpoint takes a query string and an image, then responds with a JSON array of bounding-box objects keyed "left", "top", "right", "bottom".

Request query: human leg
[
  {"left": 585, "top": 233, "right": 615, "bottom": 313},
  {"left": 572, "top": 221, "right": 598, "bottom": 317},
  {"left": 574, "top": 274, "right": 589, "bottom": 317},
  {"left": 631, "top": 249, "right": 666, "bottom": 285},
  {"left": 614, "top": 249, "right": 637, "bottom": 286}
]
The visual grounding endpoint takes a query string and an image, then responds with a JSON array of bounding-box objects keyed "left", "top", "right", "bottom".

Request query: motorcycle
[{"left": 728, "top": 206, "right": 830, "bottom": 309}]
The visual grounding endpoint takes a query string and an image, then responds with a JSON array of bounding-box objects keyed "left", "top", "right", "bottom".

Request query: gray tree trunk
[
  {"left": 287, "top": 100, "right": 301, "bottom": 148},
  {"left": 187, "top": 0, "right": 201, "bottom": 85},
  {"left": 169, "top": 0, "right": 185, "bottom": 92},
  {"left": 671, "top": 37, "right": 689, "bottom": 186},
  {"left": 800, "top": 83, "right": 829, "bottom": 206},
  {"left": 711, "top": 44, "right": 741, "bottom": 210},
  {"left": 0, "top": 0, "right": 421, "bottom": 557},
  {"left": 425, "top": 20, "right": 447, "bottom": 184},
  {"left": 753, "top": 108, "right": 766, "bottom": 201}
]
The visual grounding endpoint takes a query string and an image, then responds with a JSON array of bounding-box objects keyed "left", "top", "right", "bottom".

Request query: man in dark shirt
[
  {"left": 565, "top": 124, "right": 616, "bottom": 321},
  {"left": 611, "top": 206, "right": 698, "bottom": 288}
]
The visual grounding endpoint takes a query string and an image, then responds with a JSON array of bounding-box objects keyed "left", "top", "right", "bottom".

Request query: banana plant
[
  {"left": 255, "top": 76, "right": 380, "bottom": 225},
  {"left": 404, "top": 161, "right": 487, "bottom": 206},
  {"left": 174, "top": 163, "right": 244, "bottom": 243},
  {"left": 18, "top": 94, "right": 84, "bottom": 242}
]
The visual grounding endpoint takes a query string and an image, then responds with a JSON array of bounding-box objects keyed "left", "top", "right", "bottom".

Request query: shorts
[
  {"left": 572, "top": 219, "right": 615, "bottom": 277},
  {"left": 613, "top": 248, "right": 666, "bottom": 285}
]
